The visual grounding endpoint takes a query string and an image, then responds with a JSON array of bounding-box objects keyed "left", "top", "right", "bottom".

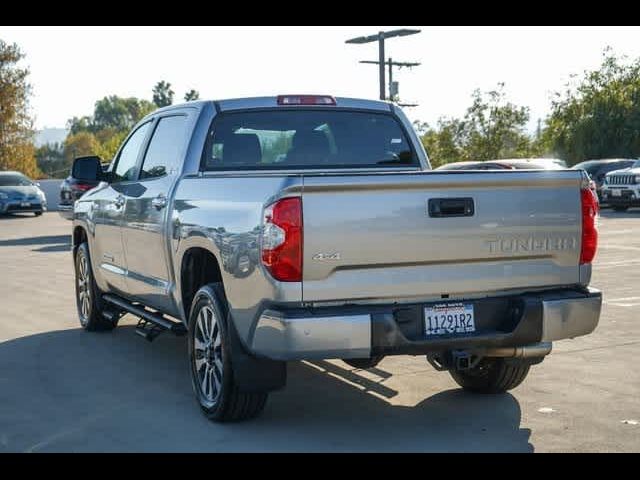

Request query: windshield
[
  {"left": 0, "top": 174, "right": 33, "bottom": 186},
  {"left": 203, "top": 109, "right": 417, "bottom": 170},
  {"left": 572, "top": 161, "right": 601, "bottom": 175}
]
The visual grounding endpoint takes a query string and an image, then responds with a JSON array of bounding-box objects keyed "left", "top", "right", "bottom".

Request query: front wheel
[
  {"left": 188, "top": 284, "right": 267, "bottom": 422},
  {"left": 449, "top": 358, "right": 531, "bottom": 393}
]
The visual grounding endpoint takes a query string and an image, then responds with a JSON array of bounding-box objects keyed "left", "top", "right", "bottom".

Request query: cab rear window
[{"left": 202, "top": 109, "right": 417, "bottom": 170}]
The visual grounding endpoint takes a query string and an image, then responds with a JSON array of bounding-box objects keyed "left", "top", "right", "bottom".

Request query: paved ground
[{"left": 0, "top": 211, "right": 638, "bottom": 452}]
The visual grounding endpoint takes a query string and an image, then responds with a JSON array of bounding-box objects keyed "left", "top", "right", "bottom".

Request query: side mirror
[
  {"left": 72, "top": 155, "right": 104, "bottom": 182},
  {"left": 34, "top": 182, "right": 41, "bottom": 187}
]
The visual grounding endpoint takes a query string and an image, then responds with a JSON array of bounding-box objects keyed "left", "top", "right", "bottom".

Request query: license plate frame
[
  {"left": 425, "top": 302, "right": 476, "bottom": 336},
  {"left": 20, "top": 202, "right": 30, "bottom": 207},
  {"left": 612, "top": 189, "right": 622, "bottom": 197}
]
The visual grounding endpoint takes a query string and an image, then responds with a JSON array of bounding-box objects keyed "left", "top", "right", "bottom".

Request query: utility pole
[
  {"left": 359, "top": 59, "right": 421, "bottom": 103},
  {"left": 346, "top": 28, "right": 421, "bottom": 101}
]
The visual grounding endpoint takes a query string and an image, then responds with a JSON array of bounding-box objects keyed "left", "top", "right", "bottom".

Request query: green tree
[
  {"left": 153, "top": 81, "right": 174, "bottom": 107},
  {"left": 542, "top": 50, "right": 640, "bottom": 165},
  {"left": 35, "top": 142, "right": 64, "bottom": 178},
  {"left": 420, "top": 84, "right": 537, "bottom": 167},
  {"left": 184, "top": 89, "right": 200, "bottom": 101},
  {"left": 0, "top": 39, "right": 39, "bottom": 177},
  {"left": 63, "top": 131, "right": 101, "bottom": 164}
]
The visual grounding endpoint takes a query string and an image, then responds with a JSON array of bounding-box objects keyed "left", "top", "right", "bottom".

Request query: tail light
[
  {"left": 580, "top": 187, "right": 599, "bottom": 264},
  {"left": 261, "top": 197, "right": 303, "bottom": 281},
  {"left": 75, "top": 183, "right": 93, "bottom": 192}
]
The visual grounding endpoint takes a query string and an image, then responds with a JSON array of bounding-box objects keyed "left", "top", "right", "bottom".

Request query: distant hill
[{"left": 34, "top": 128, "right": 68, "bottom": 147}]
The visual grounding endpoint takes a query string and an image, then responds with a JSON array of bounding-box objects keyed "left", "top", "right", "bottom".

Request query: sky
[{"left": 3, "top": 25, "right": 640, "bottom": 131}]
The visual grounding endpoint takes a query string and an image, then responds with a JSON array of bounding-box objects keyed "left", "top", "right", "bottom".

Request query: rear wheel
[
  {"left": 613, "top": 206, "right": 629, "bottom": 212},
  {"left": 74, "top": 242, "right": 115, "bottom": 331},
  {"left": 188, "top": 284, "right": 267, "bottom": 422},
  {"left": 449, "top": 358, "right": 531, "bottom": 393},
  {"left": 34, "top": 211, "right": 42, "bottom": 216},
  {"left": 343, "top": 355, "right": 384, "bottom": 369}
]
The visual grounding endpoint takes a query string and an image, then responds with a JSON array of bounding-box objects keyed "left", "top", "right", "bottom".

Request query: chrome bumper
[
  {"left": 251, "top": 310, "right": 371, "bottom": 361},
  {"left": 250, "top": 288, "right": 602, "bottom": 361},
  {"left": 58, "top": 204, "right": 74, "bottom": 220},
  {"left": 541, "top": 287, "right": 602, "bottom": 341}
]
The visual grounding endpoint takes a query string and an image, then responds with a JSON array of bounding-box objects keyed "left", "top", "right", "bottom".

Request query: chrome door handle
[
  {"left": 151, "top": 194, "right": 167, "bottom": 210},
  {"left": 114, "top": 194, "right": 125, "bottom": 208}
]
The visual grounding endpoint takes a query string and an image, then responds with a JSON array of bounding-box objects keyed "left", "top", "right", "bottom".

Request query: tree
[
  {"left": 152, "top": 81, "right": 174, "bottom": 108},
  {"left": 35, "top": 142, "right": 64, "bottom": 178},
  {"left": 419, "top": 84, "right": 537, "bottom": 167},
  {"left": 184, "top": 89, "right": 200, "bottom": 102},
  {"left": 0, "top": 39, "right": 39, "bottom": 177},
  {"left": 542, "top": 50, "right": 640, "bottom": 165},
  {"left": 68, "top": 96, "right": 155, "bottom": 134},
  {"left": 63, "top": 131, "right": 101, "bottom": 164}
]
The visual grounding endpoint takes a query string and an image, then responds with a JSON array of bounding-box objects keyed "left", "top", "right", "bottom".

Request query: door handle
[
  {"left": 114, "top": 194, "right": 125, "bottom": 209},
  {"left": 151, "top": 194, "right": 167, "bottom": 210},
  {"left": 428, "top": 197, "right": 475, "bottom": 218}
]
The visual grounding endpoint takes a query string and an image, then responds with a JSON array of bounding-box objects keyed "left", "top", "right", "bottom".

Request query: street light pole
[
  {"left": 378, "top": 32, "right": 385, "bottom": 101},
  {"left": 346, "top": 28, "right": 421, "bottom": 102}
]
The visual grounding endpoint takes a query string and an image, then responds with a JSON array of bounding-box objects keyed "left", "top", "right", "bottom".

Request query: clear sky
[{"left": 3, "top": 25, "right": 640, "bottom": 130}]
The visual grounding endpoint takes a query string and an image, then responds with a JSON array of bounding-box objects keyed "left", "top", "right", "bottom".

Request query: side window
[
  {"left": 140, "top": 115, "right": 189, "bottom": 179},
  {"left": 112, "top": 122, "right": 151, "bottom": 182}
]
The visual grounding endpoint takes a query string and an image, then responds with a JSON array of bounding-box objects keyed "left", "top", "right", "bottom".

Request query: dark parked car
[
  {"left": 572, "top": 159, "right": 637, "bottom": 204},
  {"left": 59, "top": 161, "right": 109, "bottom": 220},
  {"left": 0, "top": 171, "right": 47, "bottom": 216}
]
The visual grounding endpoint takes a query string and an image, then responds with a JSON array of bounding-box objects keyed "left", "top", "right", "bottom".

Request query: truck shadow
[
  {"left": 0, "top": 325, "right": 532, "bottom": 452},
  {"left": 0, "top": 234, "right": 71, "bottom": 253}
]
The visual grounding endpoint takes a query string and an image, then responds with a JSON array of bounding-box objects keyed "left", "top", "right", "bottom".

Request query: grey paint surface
[{"left": 0, "top": 212, "right": 637, "bottom": 452}]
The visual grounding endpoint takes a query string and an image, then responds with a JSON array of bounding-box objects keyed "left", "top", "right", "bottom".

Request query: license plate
[
  {"left": 612, "top": 189, "right": 622, "bottom": 197},
  {"left": 425, "top": 303, "right": 475, "bottom": 335},
  {"left": 20, "top": 202, "right": 30, "bottom": 207}
]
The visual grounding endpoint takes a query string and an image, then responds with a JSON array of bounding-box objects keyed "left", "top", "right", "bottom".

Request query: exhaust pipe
[{"left": 483, "top": 342, "right": 552, "bottom": 358}]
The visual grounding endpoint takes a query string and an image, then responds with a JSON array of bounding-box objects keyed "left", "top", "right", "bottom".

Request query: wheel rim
[
  {"left": 193, "top": 305, "right": 223, "bottom": 404},
  {"left": 77, "top": 252, "right": 91, "bottom": 324}
]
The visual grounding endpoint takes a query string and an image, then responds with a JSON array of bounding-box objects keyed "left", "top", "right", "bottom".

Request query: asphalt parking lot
[{"left": 0, "top": 211, "right": 639, "bottom": 452}]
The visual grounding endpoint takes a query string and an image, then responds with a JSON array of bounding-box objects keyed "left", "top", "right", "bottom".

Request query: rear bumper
[
  {"left": 250, "top": 287, "right": 602, "bottom": 361},
  {"left": 58, "top": 203, "right": 74, "bottom": 220}
]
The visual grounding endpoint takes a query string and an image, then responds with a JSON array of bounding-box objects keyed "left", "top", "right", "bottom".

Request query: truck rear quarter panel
[{"left": 171, "top": 174, "right": 303, "bottom": 342}]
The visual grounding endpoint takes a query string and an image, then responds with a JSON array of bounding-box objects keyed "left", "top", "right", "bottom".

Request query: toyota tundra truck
[{"left": 69, "top": 95, "right": 602, "bottom": 422}]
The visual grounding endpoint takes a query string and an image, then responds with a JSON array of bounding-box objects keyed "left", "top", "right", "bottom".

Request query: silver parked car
[{"left": 0, "top": 171, "right": 47, "bottom": 216}]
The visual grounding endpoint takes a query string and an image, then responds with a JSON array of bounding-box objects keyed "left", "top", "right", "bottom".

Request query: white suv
[{"left": 601, "top": 159, "right": 640, "bottom": 211}]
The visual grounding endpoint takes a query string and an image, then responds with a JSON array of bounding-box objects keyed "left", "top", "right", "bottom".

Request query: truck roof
[{"left": 151, "top": 96, "right": 393, "bottom": 116}]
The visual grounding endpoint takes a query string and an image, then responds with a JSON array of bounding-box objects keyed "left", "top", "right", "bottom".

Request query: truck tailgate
[{"left": 301, "top": 170, "right": 583, "bottom": 303}]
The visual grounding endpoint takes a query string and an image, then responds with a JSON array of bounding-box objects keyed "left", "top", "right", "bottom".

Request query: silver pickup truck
[{"left": 69, "top": 95, "right": 602, "bottom": 422}]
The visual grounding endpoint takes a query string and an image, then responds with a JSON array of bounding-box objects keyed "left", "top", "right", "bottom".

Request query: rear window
[{"left": 202, "top": 109, "right": 417, "bottom": 170}]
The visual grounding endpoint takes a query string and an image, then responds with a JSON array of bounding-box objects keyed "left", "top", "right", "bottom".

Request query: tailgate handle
[{"left": 428, "top": 198, "right": 475, "bottom": 218}]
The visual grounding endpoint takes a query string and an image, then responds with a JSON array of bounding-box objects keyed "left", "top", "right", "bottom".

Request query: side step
[{"left": 102, "top": 294, "right": 187, "bottom": 342}]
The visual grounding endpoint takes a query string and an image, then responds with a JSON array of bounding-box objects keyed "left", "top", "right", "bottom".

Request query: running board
[{"left": 102, "top": 294, "right": 187, "bottom": 341}]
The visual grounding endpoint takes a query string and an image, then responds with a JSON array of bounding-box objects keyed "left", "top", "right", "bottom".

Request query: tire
[
  {"left": 34, "top": 211, "right": 42, "bottom": 216},
  {"left": 613, "top": 206, "right": 628, "bottom": 212},
  {"left": 449, "top": 358, "right": 531, "bottom": 393},
  {"left": 74, "top": 242, "right": 115, "bottom": 331},
  {"left": 343, "top": 355, "right": 384, "bottom": 369},
  {"left": 188, "top": 284, "right": 268, "bottom": 422}
]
